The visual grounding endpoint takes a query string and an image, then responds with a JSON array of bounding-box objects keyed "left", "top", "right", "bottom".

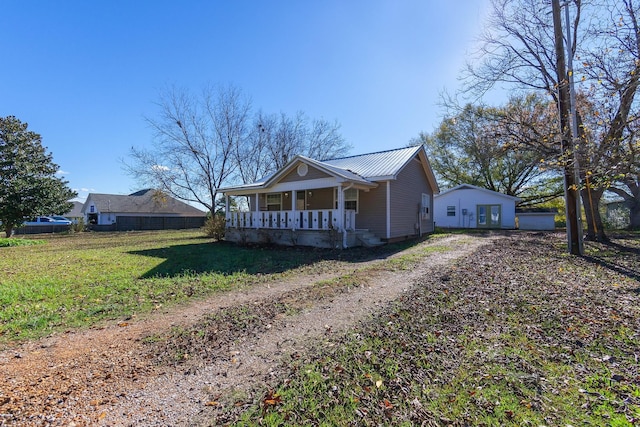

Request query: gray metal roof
[
  {"left": 220, "top": 145, "right": 438, "bottom": 194},
  {"left": 82, "top": 189, "right": 207, "bottom": 216},
  {"left": 323, "top": 145, "right": 422, "bottom": 179},
  {"left": 297, "top": 156, "right": 372, "bottom": 185}
]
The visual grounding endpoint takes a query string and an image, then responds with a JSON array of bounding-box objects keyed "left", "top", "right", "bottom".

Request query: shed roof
[
  {"left": 435, "top": 184, "right": 521, "bottom": 202},
  {"left": 82, "top": 189, "right": 206, "bottom": 216}
]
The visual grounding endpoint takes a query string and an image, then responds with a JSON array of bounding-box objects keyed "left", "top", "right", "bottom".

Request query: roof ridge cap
[{"left": 325, "top": 145, "right": 419, "bottom": 161}]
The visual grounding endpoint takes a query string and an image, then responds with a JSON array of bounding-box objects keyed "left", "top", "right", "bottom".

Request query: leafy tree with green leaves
[{"left": 0, "top": 116, "right": 76, "bottom": 237}]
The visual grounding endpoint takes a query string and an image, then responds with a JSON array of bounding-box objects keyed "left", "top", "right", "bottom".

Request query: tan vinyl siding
[
  {"left": 306, "top": 188, "right": 333, "bottom": 210},
  {"left": 280, "top": 164, "right": 331, "bottom": 182},
  {"left": 282, "top": 192, "right": 292, "bottom": 210},
  {"left": 247, "top": 194, "right": 257, "bottom": 211},
  {"left": 389, "top": 157, "right": 434, "bottom": 237},
  {"left": 357, "top": 186, "right": 388, "bottom": 238}
]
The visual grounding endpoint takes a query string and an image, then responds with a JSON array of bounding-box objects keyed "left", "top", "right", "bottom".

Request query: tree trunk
[
  {"left": 581, "top": 186, "right": 607, "bottom": 241},
  {"left": 629, "top": 198, "right": 640, "bottom": 230},
  {"left": 4, "top": 225, "right": 14, "bottom": 238},
  {"left": 552, "top": 0, "right": 583, "bottom": 255}
]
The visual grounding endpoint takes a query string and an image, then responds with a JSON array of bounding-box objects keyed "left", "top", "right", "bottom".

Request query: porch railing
[{"left": 227, "top": 209, "right": 355, "bottom": 231}]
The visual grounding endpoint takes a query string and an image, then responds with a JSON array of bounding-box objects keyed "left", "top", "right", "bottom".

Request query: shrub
[
  {"left": 203, "top": 215, "right": 226, "bottom": 240},
  {"left": 0, "top": 238, "right": 45, "bottom": 247},
  {"left": 71, "top": 218, "right": 86, "bottom": 233}
]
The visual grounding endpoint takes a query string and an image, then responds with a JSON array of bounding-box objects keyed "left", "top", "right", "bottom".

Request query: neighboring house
[
  {"left": 220, "top": 145, "right": 439, "bottom": 248},
  {"left": 516, "top": 208, "right": 558, "bottom": 231},
  {"left": 434, "top": 184, "right": 520, "bottom": 229},
  {"left": 64, "top": 201, "right": 85, "bottom": 223},
  {"left": 82, "top": 189, "right": 207, "bottom": 231}
]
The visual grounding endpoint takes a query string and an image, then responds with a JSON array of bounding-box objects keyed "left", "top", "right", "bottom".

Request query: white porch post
[
  {"left": 292, "top": 190, "right": 297, "bottom": 230},
  {"left": 337, "top": 184, "right": 346, "bottom": 248},
  {"left": 225, "top": 194, "right": 230, "bottom": 226},
  {"left": 386, "top": 181, "right": 391, "bottom": 239},
  {"left": 255, "top": 192, "right": 260, "bottom": 229}
]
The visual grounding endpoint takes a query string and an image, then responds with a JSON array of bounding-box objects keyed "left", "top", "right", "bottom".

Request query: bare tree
[
  {"left": 127, "top": 84, "right": 351, "bottom": 214},
  {"left": 232, "top": 111, "right": 276, "bottom": 185},
  {"left": 466, "top": 0, "right": 640, "bottom": 239},
  {"left": 581, "top": 0, "right": 640, "bottom": 230},
  {"left": 238, "top": 111, "right": 351, "bottom": 180},
  {"left": 306, "top": 117, "right": 352, "bottom": 161},
  {"left": 124, "top": 84, "right": 251, "bottom": 216}
]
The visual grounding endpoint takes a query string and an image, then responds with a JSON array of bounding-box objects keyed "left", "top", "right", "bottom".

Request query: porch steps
[{"left": 355, "top": 229, "right": 385, "bottom": 247}]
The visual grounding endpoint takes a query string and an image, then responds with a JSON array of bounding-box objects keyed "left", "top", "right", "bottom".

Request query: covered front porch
[
  {"left": 223, "top": 184, "right": 379, "bottom": 248},
  {"left": 228, "top": 208, "right": 355, "bottom": 231}
]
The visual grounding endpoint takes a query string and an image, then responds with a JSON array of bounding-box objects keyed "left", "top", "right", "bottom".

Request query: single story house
[
  {"left": 516, "top": 208, "right": 558, "bottom": 230},
  {"left": 82, "top": 189, "right": 207, "bottom": 231},
  {"left": 220, "top": 145, "right": 439, "bottom": 248},
  {"left": 64, "top": 201, "right": 85, "bottom": 223},
  {"left": 434, "top": 184, "right": 520, "bottom": 229}
]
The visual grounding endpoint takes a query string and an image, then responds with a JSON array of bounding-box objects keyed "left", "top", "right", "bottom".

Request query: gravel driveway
[{"left": 0, "top": 234, "right": 493, "bottom": 426}]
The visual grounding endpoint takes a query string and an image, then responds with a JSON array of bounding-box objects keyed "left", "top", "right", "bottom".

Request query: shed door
[{"left": 477, "top": 205, "right": 501, "bottom": 228}]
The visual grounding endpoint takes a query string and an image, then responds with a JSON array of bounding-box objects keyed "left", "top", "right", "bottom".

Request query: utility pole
[{"left": 552, "top": 0, "right": 583, "bottom": 255}]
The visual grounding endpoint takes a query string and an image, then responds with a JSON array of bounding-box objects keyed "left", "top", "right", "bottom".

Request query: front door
[
  {"left": 477, "top": 205, "right": 501, "bottom": 228},
  {"left": 296, "top": 191, "right": 306, "bottom": 210}
]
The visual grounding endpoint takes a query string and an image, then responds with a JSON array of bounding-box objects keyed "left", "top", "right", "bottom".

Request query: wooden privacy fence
[{"left": 89, "top": 216, "right": 206, "bottom": 232}]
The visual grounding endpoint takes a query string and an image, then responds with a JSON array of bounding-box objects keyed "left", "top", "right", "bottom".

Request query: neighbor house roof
[
  {"left": 65, "top": 201, "right": 84, "bottom": 217},
  {"left": 82, "top": 189, "right": 206, "bottom": 216},
  {"left": 435, "top": 184, "right": 521, "bottom": 202}
]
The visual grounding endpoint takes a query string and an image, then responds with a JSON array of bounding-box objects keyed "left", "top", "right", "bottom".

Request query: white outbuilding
[
  {"left": 516, "top": 208, "right": 558, "bottom": 231},
  {"left": 434, "top": 184, "right": 520, "bottom": 229}
]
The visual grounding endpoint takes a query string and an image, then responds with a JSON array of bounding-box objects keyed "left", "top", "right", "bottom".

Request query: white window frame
[
  {"left": 266, "top": 193, "right": 282, "bottom": 211},
  {"left": 447, "top": 205, "right": 456, "bottom": 217},
  {"left": 335, "top": 188, "right": 359, "bottom": 213}
]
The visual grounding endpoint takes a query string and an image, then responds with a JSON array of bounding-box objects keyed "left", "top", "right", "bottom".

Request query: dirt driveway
[{"left": 0, "top": 234, "right": 493, "bottom": 426}]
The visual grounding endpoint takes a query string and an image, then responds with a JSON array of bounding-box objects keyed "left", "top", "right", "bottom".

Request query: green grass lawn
[
  {"left": 230, "top": 233, "right": 640, "bottom": 426},
  {"left": 4, "top": 230, "right": 639, "bottom": 425},
  {"left": 0, "top": 229, "right": 380, "bottom": 344}
]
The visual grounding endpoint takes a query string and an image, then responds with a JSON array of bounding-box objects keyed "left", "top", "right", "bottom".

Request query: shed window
[{"left": 447, "top": 206, "right": 456, "bottom": 216}]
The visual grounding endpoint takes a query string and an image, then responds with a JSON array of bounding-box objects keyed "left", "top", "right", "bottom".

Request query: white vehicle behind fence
[{"left": 23, "top": 216, "right": 72, "bottom": 226}]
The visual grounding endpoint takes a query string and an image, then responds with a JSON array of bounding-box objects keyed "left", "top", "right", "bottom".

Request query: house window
[
  {"left": 266, "top": 193, "right": 282, "bottom": 211},
  {"left": 335, "top": 188, "right": 359, "bottom": 212},
  {"left": 345, "top": 188, "right": 358, "bottom": 211},
  {"left": 447, "top": 206, "right": 456, "bottom": 216},
  {"left": 421, "top": 193, "right": 430, "bottom": 219}
]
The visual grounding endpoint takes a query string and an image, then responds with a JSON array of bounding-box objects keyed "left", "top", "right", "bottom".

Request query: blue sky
[{"left": 2, "top": 1, "right": 493, "bottom": 202}]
